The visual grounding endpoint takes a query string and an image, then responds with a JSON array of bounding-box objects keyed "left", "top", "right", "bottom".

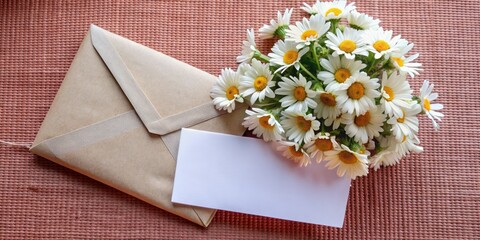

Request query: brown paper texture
[{"left": 30, "top": 25, "right": 246, "bottom": 227}]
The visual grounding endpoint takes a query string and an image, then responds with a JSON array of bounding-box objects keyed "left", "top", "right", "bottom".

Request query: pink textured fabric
[{"left": 1, "top": 0, "right": 479, "bottom": 239}]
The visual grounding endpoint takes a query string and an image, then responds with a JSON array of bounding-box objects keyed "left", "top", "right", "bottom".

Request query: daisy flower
[
  {"left": 281, "top": 109, "right": 320, "bottom": 144},
  {"left": 370, "top": 149, "right": 401, "bottom": 170},
  {"left": 392, "top": 134, "right": 424, "bottom": 158},
  {"left": 236, "top": 62, "right": 250, "bottom": 76},
  {"left": 324, "top": 144, "right": 369, "bottom": 180},
  {"left": 341, "top": 107, "right": 386, "bottom": 144},
  {"left": 419, "top": 80, "right": 444, "bottom": 130},
  {"left": 236, "top": 29, "right": 258, "bottom": 63},
  {"left": 318, "top": 55, "right": 366, "bottom": 91},
  {"left": 387, "top": 103, "right": 421, "bottom": 142},
  {"left": 269, "top": 40, "right": 309, "bottom": 73},
  {"left": 333, "top": 72, "right": 381, "bottom": 116},
  {"left": 316, "top": 0, "right": 356, "bottom": 20},
  {"left": 240, "top": 59, "right": 276, "bottom": 104},
  {"left": 390, "top": 43, "right": 423, "bottom": 78},
  {"left": 259, "top": 8, "right": 293, "bottom": 39},
  {"left": 325, "top": 27, "right": 368, "bottom": 60},
  {"left": 300, "top": 1, "right": 320, "bottom": 15},
  {"left": 275, "top": 74, "right": 317, "bottom": 112},
  {"left": 276, "top": 141, "right": 311, "bottom": 167},
  {"left": 304, "top": 133, "right": 338, "bottom": 163},
  {"left": 285, "top": 14, "right": 330, "bottom": 49},
  {"left": 363, "top": 27, "right": 406, "bottom": 59},
  {"left": 380, "top": 71, "right": 414, "bottom": 118},
  {"left": 242, "top": 108, "right": 284, "bottom": 142},
  {"left": 210, "top": 68, "right": 244, "bottom": 113},
  {"left": 347, "top": 11, "right": 380, "bottom": 30},
  {"left": 315, "top": 89, "right": 342, "bottom": 120},
  {"left": 324, "top": 113, "right": 343, "bottom": 130}
]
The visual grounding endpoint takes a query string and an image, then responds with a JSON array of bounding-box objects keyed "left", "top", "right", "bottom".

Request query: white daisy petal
[
  {"left": 342, "top": 107, "right": 386, "bottom": 144},
  {"left": 269, "top": 40, "right": 309, "bottom": 73},
  {"left": 280, "top": 109, "right": 320, "bottom": 145},
  {"left": 380, "top": 71, "right": 414, "bottom": 117},
  {"left": 210, "top": 68, "right": 243, "bottom": 113},
  {"left": 324, "top": 144, "right": 369, "bottom": 180},
  {"left": 237, "top": 29, "right": 258, "bottom": 63},
  {"left": 316, "top": 0, "right": 356, "bottom": 20},
  {"left": 259, "top": 8, "right": 293, "bottom": 39},
  {"left": 419, "top": 80, "right": 444, "bottom": 130},
  {"left": 285, "top": 14, "right": 331, "bottom": 49},
  {"left": 332, "top": 72, "right": 380, "bottom": 116},
  {"left": 318, "top": 55, "right": 366, "bottom": 91},
  {"left": 387, "top": 103, "right": 421, "bottom": 141},
  {"left": 305, "top": 133, "right": 339, "bottom": 163},
  {"left": 326, "top": 28, "right": 369, "bottom": 60},
  {"left": 242, "top": 108, "right": 284, "bottom": 142},
  {"left": 276, "top": 141, "right": 311, "bottom": 166},
  {"left": 363, "top": 27, "right": 408, "bottom": 59},
  {"left": 239, "top": 59, "right": 276, "bottom": 105},
  {"left": 275, "top": 74, "right": 317, "bottom": 112},
  {"left": 347, "top": 11, "right": 380, "bottom": 30}
]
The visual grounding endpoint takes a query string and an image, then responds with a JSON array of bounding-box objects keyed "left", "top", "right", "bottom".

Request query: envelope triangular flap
[
  {"left": 32, "top": 29, "right": 134, "bottom": 147},
  {"left": 90, "top": 25, "right": 225, "bottom": 135},
  {"left": 104, "top": 29, "right": 215, "bottom": 116}
]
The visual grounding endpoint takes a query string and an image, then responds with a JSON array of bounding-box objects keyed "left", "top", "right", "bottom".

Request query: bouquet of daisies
[{"left": 210, "top": 0, "right": 444, "bottom": 179}]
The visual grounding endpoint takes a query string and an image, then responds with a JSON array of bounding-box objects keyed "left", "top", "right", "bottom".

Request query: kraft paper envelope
[{"left": 30, "top": 24, "right": 246, "bottom": 227}]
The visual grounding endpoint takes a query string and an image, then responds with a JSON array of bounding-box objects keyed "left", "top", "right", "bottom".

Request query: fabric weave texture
[{"left": 1, "top": 0, "right": 479, "bottom": 239}]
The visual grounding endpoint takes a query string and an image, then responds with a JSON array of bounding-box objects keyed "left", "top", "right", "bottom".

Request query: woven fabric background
[{"left": 1, "top": 0, "right": 479, "bottom": 239}]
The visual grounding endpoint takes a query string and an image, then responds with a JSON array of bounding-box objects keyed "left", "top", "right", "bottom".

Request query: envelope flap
[{"left": 90, "top": 25, "right": 225, "bottom": 135}]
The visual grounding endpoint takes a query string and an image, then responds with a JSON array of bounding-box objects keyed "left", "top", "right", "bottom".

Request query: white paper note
[{"left": 172, "top": 128, "right": 351, "bottom": 227}]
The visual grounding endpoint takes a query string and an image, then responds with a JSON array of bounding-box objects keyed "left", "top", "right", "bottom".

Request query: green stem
[
  {"left": 299, "top": 63, "right": 317, "bottom": 81},
  {"left": 254, "top": 51, "right": 270, "bottom": 63},
  {"left": 329, "top": 19, "right": 339, "bottom": 32},
  {"left": 366, "top": 57, "right": 380, "bottom": 74},
  {"left": 310, "top": 44, "right": 321, "bottom": 71},
  {"left": 274, "top": 25, "right": 288, "bottom": 40},
  {"left": 274, "top": 72, "right": 283, "bottom": 80},
  {"left": 370, "top": 60, "right": 391, "bottom": 78}
]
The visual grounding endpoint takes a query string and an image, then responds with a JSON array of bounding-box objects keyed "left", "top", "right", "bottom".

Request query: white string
[{"left": 0, "top": 140, "right": 32, "bottom": 149}]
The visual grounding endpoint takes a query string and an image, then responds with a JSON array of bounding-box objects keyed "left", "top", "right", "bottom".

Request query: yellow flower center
[
  {"left": 383, "top": 86, "right": 395, "bottom": 101},
  {"left": 301, "top": 29, "right": 318, "bottom": 40},
  {"left": 373, "top": 40, "right": 390, "bottom": 52},
  {"left": 254, "top": 76, "right": 268, "bottom": 91},
  {"left": 289, "top": 146, "right": 304, "bottom": 157},
  {"left": 258, "top": 116, "right": 274, "bottom": 130},
  {"left": 320, "top": 93, "right": 336, "bottom": 107},
  {"left": 397, "top": 111, "right": 406, "bottom": 123},
  {"left": 283, "top": 50, "right": 298, "bottom": 65},
  {"left": 334, "top": 68, "right": 351, "bottom": 83},
  {"left": 339, "top": 40, "right": 357, "bottom": 53},
  {"left": 338, "top": 151, "right": 358, "bottom": 164},
  {"left": 392, "top": 57, "right": 404, "bottom": 67},
  {"left": 423, "top": 98, "right": 431, "bottom": 111},
  {"left": 315, "top": 138, "right": 333, "bottom": 151},
  {"left": 402, "top": 135, "right": 407, "bottom": 143},
  {"left": 226, "top": 86, "right": 239, "bottom": 100},
  {"left": 296, "top": 116, "right": 312, "bottom": 132},
  {"left": 347, "top": 82, "right": 365, "bottom": 99},
  {"left": 293, "top": 86, "right": 307, "bottom": 101},
  {"left": 354, "top": 111, "right": 371, "bottom": 127},
  {"left": 325, "top": 7, "right": 342, "bottom": 16}
]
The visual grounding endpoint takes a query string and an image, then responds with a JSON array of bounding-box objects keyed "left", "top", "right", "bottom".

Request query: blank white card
[{"left": 172, "top": 128, "right": 351, "bottom": 227}]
